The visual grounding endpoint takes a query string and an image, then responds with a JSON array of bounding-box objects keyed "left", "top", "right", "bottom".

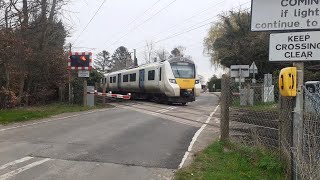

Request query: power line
[
  {"left": 133, "top": 0, "right": 230, "bottom": 48},
  {"left": 73, "top": 0, "right": 109, "bottom": 44},
  {"left": 136, "top": 6, "right": 251, "bottom": 50},
  {"left": 105, "top": 0, "right": 178, "bottom": 49},
  {"left": 123, "top": 0, "right": 163, "bottom": 30},
  {"left": 103, "top": 0, "right": 162, "bottom": 46}
]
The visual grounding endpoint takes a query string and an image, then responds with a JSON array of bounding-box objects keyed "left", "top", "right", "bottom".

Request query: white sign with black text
[
  {"left": 251, "top": 0, "right": 320, "bottom": 31},
  {"left": 78, "top": 70, "right": 90, "bottom": 78},
  {"left": 269, "top": 31, "right": 320, "bottom": 61}
]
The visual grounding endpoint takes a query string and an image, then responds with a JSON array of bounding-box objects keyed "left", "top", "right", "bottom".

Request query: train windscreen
[{"left": 171, "top": 62, "right": 195, "bottom": 78}]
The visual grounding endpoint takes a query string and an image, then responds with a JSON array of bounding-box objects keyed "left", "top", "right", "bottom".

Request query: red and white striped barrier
[{"left": 87, "top": 91, "right": 131, "bottom": 100}]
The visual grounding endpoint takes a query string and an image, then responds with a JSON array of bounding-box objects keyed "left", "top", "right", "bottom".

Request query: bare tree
[
  {"left": 184, "top": 55, "right": 193, "bottom": 60},
  {"left": 170, "top": 45, "right": 186, "bottom": 58},
  {"left": 143, "top": 41, "right": 155, "bottom": 64},
  {"left": 0, "top": 0, "right": 69, "bottom": 107},
  {"left": 156, "top": 48, "right": 169, "bottom": 61}
]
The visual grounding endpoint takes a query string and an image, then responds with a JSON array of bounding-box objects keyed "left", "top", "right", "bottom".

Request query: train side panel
[{"left": 162, "top": 61, "right": 180, "bottom": 97}]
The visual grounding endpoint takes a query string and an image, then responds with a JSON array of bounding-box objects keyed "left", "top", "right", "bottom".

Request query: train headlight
[
  {"left": 169, "top": 79, "right": 177, "bottom": 84},
  {"left": 195, "top": 80, "right": 200, "bottom": 84}
]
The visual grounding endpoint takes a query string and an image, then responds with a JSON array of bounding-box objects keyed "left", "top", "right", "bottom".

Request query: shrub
[{"left": 0, "top": 87, "right": 17, "bottom": 109}]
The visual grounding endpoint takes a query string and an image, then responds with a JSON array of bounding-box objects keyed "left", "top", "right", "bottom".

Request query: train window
[
  {"left": 171, "top": 62, "right": 195, "bottom": 78},
  {"left": 113, "top": 76, "right": 116, "bottom": 83},
  {"left": 110, "top": 77, "right": 113, "bottom": 83},
  {"left": 159, "top": 68, "right": 162, "bottom": 81},
  {"left": 123, "top": 75, "right": 129, "bottom": 82},
  {"left": 148, "top": 70, "right": 155, "bottom": 80},
  {"left": 130, "top": 73, "right": 136, "bottom": 82}
]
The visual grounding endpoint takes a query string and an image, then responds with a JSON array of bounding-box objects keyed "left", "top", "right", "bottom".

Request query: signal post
[{"left": 68, "top": 52, "right": 93, "bottom": 106}]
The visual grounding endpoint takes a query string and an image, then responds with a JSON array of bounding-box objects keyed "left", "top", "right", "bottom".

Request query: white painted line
[
  {"left": 156, "top": 106, "right": 176, "bottom": 113},
  {"left": 0, "top": 157, "right": 34, "bottom": 171},
  {"left": 0, "top": 158, "right": 51, "bottom": 180},
  {"left": 121, "top": 106, "right": 198, "bottom": 127},
  {"left": 178, "top": 105, "right": 220, "bottom": 169},
  {"left": 0, "top": 109, "right": 112, "bottom": 132}
]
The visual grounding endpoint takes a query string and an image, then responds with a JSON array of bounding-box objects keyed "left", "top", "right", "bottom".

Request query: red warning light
[{"left": 80, "top": 56, "right": 86, "bottom": 61}]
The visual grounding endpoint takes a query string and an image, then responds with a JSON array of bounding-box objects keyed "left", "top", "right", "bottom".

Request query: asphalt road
[{"left": 0, "top": 93, "right": 219, "bottom": 180}]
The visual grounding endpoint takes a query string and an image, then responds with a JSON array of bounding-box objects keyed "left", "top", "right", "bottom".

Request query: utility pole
[
  {"left": 83, "top": 78, "right": 87, "bottom": 107},
  {"left": 134, "top": 49, "right": 138, "bottom": 66},
  {"left": 292, "top": 62, "right": 304, "bottom": 180},
  {"left": 68, "top": 43, "right": 72, "bottom": 104}
]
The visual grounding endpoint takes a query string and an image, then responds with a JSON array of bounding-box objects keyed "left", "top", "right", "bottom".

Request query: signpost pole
[
  {"left": 83, "top": 78, "right": 87, "bottom": 107},
  {"left": 239, "top": 67, "right": 242, "bottom": 90},
  {"left": 292, "top": 62, "right": 304, "bottom": 180},
  {"left": 69, "top": 43, "right": 72, "bottom": 104},
  {"left": 253, "top": 62, "right": 256, "bottom": 83},
  {"left": 102, "top": 82, "right": 106, "bottom": 105}
]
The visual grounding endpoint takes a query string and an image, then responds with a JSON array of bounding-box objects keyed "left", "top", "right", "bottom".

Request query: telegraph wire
[
  {"left": 73, "top": 0, "right": 109, "bottom": 44},
  {"left": 105, "top": 0, "right": 178, "bottom": 49},
  {"left": 103, "top": 0, "right": 162, "bottom": 46},
  {"left": 133, "top": 0, "right": 230, "bottom": 48},
  {"left": 124, "top": 0, "right": 163, "bottom": 29},
  {"left": 136, "top": 4, "right": 251, "bottom": 49}
]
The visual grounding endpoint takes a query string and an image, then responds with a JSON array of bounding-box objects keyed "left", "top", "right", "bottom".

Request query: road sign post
[
  {"left": 250, "top": 62, "right": 258, "bottom": 84},
  {"left": 68, "top": 52, "right": 93, "bottom": 107},
  {"left": 293, "top": 62, "right": 304, "bottom": 180},
  {"left": 83, "top": 78, "right": 87, "bottom": 107},
  {"left": 230, "top": 65, "right": 249, "bottom": 89}
]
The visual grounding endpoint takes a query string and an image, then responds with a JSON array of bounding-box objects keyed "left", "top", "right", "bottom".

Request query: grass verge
[
  {"left": 175, "top": 141, "right": 286, "bottom": 180},
  {"left": 0, "top": 103, "right": 113, "bottom": 125},
  {"left": 232, "top": 98, "right": 277, "bottom": 111}
]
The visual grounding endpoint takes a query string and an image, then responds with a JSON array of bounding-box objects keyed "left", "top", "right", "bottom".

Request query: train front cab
[{"left": 167, "top": 60, "right": 201, "bottom": 104}]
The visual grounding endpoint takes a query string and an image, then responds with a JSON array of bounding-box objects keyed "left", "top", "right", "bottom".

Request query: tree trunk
[
  {"left": 17, "top": 76, "right": 25, "bottom": 105},
  {"left": 22, "top": 0, "right": 28, "bottom": 29},
  {"left": 39, "top": 0, "right": 48, "bottom": 50},
  {"left": 49, "top": 0, "right": 57, "bottom": 23},
  {"left": 40, "top": 0, "right": 47, "bottom": 21},
  {"left": 3, "top": 63, "right": 10, "bottom": 89}
]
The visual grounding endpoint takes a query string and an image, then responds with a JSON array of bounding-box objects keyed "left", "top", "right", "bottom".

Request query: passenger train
[{"left": 102, "top": 57, "right": 201, "bottom": 105}]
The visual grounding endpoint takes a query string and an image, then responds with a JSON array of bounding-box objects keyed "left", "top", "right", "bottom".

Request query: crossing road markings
[
  {"left": 0, "top": 157, "right": 34, "bottom": 171},
  {"left": 0, "top": 157, "right": 51, "bottom": 180},
  {"left": 156, "top": 106, "right": 177, "bottom": 113}
]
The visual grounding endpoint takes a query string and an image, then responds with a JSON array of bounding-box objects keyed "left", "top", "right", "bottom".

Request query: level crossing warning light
[
  {"left": 279, "top": 67, "right": 297, "bottom": 97},
  {"left": 68, "top": 52, "right": 92, "bottom": 70}
]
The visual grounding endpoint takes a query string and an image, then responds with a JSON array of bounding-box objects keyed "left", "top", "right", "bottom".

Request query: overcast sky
[{"left": 65, "top": 0, "right": 251, "bottom": 81}]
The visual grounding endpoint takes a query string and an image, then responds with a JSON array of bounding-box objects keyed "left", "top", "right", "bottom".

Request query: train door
[
  {"left": 158, "top": 67, "right": 164, "bottom": 91},
  {"left": 117, "top": 73, "right": 121, "bottom": 91},
  {"left": 139, "top": 69, "right": 145, "bottom": 91}
]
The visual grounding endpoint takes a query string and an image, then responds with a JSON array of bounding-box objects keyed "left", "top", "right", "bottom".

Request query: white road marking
[
  {"left": 178, "top": 105, "right": 220, "bottom": 169},
  {"left": 159, "top": 107, "right": 177, "bottom": 113},
  {"left": 0, "top": 157, "right": 34, "bottom": 171},
  {"left": 214, "top": 118, "right": 220, "bottom": 124},
  {"left": 0, "top": 158, "right": 51, "bottom": 180},
  {"left": 150, "top": 106, "right": 177, "bottom": 113},
  {"left": 121, "top": 106, "right": 198, "bottom": 127},
  {"left": 0, "top": 109, "right": 112, "bottom": 132}
]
